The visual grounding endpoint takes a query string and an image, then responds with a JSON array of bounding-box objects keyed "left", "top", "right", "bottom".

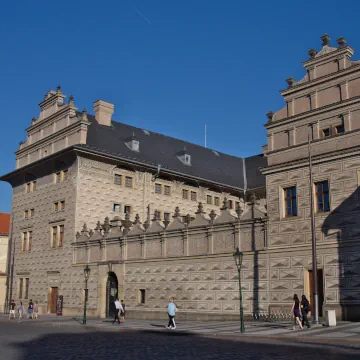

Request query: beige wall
[{"left": 0, "top": 235, "right": 8, "bottom": 312}]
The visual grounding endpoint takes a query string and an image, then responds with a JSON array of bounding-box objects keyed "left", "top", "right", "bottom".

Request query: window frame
[
  {"left": 228, "top": 199, "right": 233, "bottom": 209},
  {"left": 51, "top": 226, "right": 58, "bottom": 248},
  {"left": 138, "top": 289, "right": 146, "bottom": 304},
  {"left": 155, "top": 183, "right": 162, "bottom": 194},
  {"left": 59, "top": 225, "right": 64, "bottom": 247},
  {"left": 182, "top": 189, "right": 189, "bottom": 200},
  {"left": 19, "top": 278, "right": 23, "bottom": 299},
  {"left": 207, "top": 195, "right": 212, "bottom": 205},
  {"left": 124, "top": 205, "right": 132, "bottom": 215},
  {"left": 27, "top": 231, "right": 32, "bottom": 251},
  {"left": 284, "top": 186, "right": 297, "bottom": 217},
  {"left": 113, "top": 203, "right": 121, "bottom": 213},
  {"left": 164, "top": 185, "right": 171, "bottom": 196},
  {"left": 214, "top": 197, "right": 220, "bottom": 206},
  {"left": 32, "top": 181, "right": 36, "bottom": 191},
  {"left": 125, "top": 176, "right": 133, "bottom": 188},
  {"left": 25, "top": 278, "right": 29, "bottom": 299},
  {"left": 322, "top": 128, "right": 331, "bottom": 138},
  {"left": 164, "top": 212, "right": 170, "bottom": 221},
  {"left": 114, "top": 174, "right": 122, "bottom": 185},
  {"left": 190, "top": 191, "right": 197, "bottom": 202},
  {"left": 315, "top": 180, "right": 330, "bottom": 213},
  {"left": 335, "top": 124, "right": 345, "bottom": 135}
]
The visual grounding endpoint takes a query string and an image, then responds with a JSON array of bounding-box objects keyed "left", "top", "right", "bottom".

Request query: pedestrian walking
[
  {"left": 301, "top": 295, "right": 311, "bottom": 329},
  {"left": 18, "top": 302, "right": 24, "bottom": 320},
  {"left": 9, "top": 299, "right": 16, "bottom": 320},
  {"left": 166, "top": 297, "right": 177, "bottom": 330},
  {"left": 291, "top": 294, "right": 303, "bottom": 330},
  {"left": 33, "top": 301, "right": 39, "bottom": 319},
  {"left": 113, "top": 298, "right": 123, "bottom": 324},
  {"left": 120, "top": 300, "right": 126, "bottom": 323},
  {"left": 27, "top": 299, "right": 34, "bottom": 319}
]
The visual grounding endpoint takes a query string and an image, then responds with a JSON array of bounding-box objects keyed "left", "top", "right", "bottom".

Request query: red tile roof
[{"left": 0, "top": 213, "right": 10, "bottom": 235}]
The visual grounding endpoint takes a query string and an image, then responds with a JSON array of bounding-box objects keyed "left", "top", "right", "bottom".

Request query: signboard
[{"left": 56, "top": 295, "right": 63, "bottom": 316}]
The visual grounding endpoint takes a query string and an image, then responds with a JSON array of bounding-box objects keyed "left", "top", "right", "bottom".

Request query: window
[
  {"left": 25, "top": 278, "right": 29, "bottom": 299},
  {"left": 164, "top": 185, "right": 171, "bottom": 196},
  {"left": 114, "top": 174, "right": 122, "bottom": 185},
  {"left": 164, "top": 212, "right": 170, "bottom": 221},
  {"left": 19, "top": 278, "right": 23, "bottom": 299},
  {"left": 32, "top": 181, "right": 36, "bottom": 191},
  {"left": 228, "top": 200, "right": 233, "bottom": 209},
  {"left": 113, "top": 203, "right": 121, "bottom": 213},
  {"left": 138, "top": 289, "right": 146, "bottom": 304},
  {"left": 316, "top": 181, "right": 330, "bottom": 213},
  {"left": 54, "top": 202, "right": 59, "bottom": 212},
  {"left": 28, "top": 231, "right": 32, "bottom": 251},
  {"left": 182, "top": 189, "right": 189, "bottom": 200},
  {"left": 59, "top": 225, "right": 64, "bottom": 247},
  {"left": 25, "top": 183, "right": 31, "bottom": 193},
  {"left": 21, "top": 232, "right": 26, "bottom": 252},
  {"left": 125, "top": 176, "right": 133, "bottom": 188},
  {"left": 236, "top": 201, "right": 240, "bottom": 210},
  {"left": 284, "top": 186, "right": 297, "bottom": 217},
  {"left": 155, "top": 183, "right": 162, "bottom": 194},
  {"left": 54, "top": 201, "right": 65, "bottom": 211},
  {"left": 51, "top": 226, "right": 57, "bottom": 248},
  {"left": 60, "top": 201, "right": 65, "bottom": 210},
  {"left": 335, "top": 125, "right": 345, "bottom": 134},
  {"left": 24, "top": 210, "right": 29, "bottom": 219},
  {"left": 207, "top": 195, "right": 212, "bottom": 205},
  {"left": 30, "top": 209, "right": 35, "bottom": 217},
  {"left": 124, "top": 205, "right": 132, "bottom": 215},
  {"left": 55, "top": 170, "right": 68, "bottom": 183},
  {"left": 322, "top": 128, "right": 330, "bottom": 137},
  {"left": 191, "top": 191, "right": 197, "bottom": 201},
  {"left": 214, "top": 197, "right": 220, "bottom": 206}
]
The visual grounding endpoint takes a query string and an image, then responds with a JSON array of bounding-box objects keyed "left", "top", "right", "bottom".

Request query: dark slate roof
[{"left": 77, "top": 114, "right": 266, "bottom": 191}]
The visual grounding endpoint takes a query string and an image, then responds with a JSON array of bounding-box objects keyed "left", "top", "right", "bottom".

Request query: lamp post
[
  {"left": 83, "top": 265, "right": 90, "bottom": 325},
  {"left": 233, "top": 247, "right": 245, "bottom": 333}
]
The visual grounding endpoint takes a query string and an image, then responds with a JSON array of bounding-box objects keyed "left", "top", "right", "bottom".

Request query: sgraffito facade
[{"left": 2, "top": 34, "right": 360, "bottom": 320}]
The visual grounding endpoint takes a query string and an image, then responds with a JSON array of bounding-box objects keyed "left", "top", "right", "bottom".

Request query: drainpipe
[{"left": 151, "top": 164, "right": 162, "bottom": 182}]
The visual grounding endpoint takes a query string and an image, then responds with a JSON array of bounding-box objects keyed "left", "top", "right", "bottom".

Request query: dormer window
[
  {"left": 125, "top": 134, "right": 140, "bottom": 152},
  {"left": 177, "top": 149, "right": 191, "bottom": 166}
]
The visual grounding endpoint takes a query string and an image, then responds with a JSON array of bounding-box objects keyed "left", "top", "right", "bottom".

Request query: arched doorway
[{"left": 106, "top": 272, "right": 118, "bottom": 318}]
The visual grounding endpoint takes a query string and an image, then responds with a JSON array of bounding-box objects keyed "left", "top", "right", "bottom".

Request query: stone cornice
[{"left": 266, "top": 96, "right": 360, "bottom": 130}]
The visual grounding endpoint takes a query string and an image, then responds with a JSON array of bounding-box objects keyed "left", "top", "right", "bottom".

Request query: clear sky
[{"left": 0, "top": 0, "right": 359, "bottom": 212}]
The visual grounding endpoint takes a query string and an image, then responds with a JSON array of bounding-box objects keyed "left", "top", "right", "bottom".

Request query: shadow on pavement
[{"left": 10, "top": 328, "right": 360, "bottom": 360}]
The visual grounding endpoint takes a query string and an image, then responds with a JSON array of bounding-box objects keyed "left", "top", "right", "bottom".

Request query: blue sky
[{"left": 0, "top": 0, "right": 359, "bottom": 212}]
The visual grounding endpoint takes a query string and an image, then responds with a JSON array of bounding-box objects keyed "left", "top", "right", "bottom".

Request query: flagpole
[{"left": 308, "top": 125, "right": 319, "bottom": 324}]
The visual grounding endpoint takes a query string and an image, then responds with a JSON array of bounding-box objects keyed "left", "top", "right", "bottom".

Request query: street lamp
[
  {"left": 233, "top": 247, "right": 245, "bottom": 333},
  {"left": 83, "top": 265, "right": 91, "bottom": 325}
]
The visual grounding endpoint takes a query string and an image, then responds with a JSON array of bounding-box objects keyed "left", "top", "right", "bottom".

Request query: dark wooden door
[
  {"left": 309, "top": 270, "right": 324, "bottom": 317},
  {"left": 106, "top": 273, "right": 118, "bottom": 318},
  {"left": 50, "top": 287, "right": 58, "bottom": 313}
]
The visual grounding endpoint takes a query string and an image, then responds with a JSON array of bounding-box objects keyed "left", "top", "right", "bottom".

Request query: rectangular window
[
  {"left": 30, "top": 209, "right": 35, "bottom": 217},
  {"left": 322, "top": 128, "right": 330, "bottom": 137},
  {"left": 19, "top": 278, "right": 23, "bottom": 299},
  {"left": 315, "top": 180, "right": 330, "bottom": 213},
  {"left": 191, "top": 191, "right": 197, "bottom": 201},
  {"left": 182, "top": 189, "right": 189, "bottom": 199},
  {"left": 54, "top": 202, "right": 59, "bottom": 212},
  {"left": 235, "top": 201, "right": 240, "bottom": 210},
  {"left": 139, "top": 289, "right": 146, "bottom": 304},
  {"left": 32, "top": 181, "right": 36, "bottom": 191},
  {"left": 284, "top": 186, "right": 297, "bottom": 217},
  {"left": 214, "top": 197, "right": 220, "bottom": 206},
  {"left": 62, "top": 169, "right": 68, "bottom": 181},
  {"left": 55, "top": 172, "right": 61, "bottom": 184},
  {"left": 155, "top": 183, "right": 162, "bottom": 194},
  {"left": 335, "top": 124, "right": 345, "bottom": 134},
  {"left": 60, "top": 201, "right": 65, "bottom": 210},
  {"left": 164, "top": 185, "right": 171, "bottom": 196},
  {"left": 51, "top": 226, "right": 57, "bottom": 248},
  {"left": 125, "top": 176, "right": 133, "bottom": 188},
  {"left": 124, "top": 205, "right": 131, "bottom": 214},
  {"left": 25, "top": 183, "right": 31, "bottom": 193},
  {"left": 207, "top": 195, "right": 212, "bottom": 205},
  {"left": 228, "top": 200, "right": 233, "bottom": 209},
  {"left": 25, "top": 278, "right": 29, "bottom": 299},
  {"left": 21, "top": 232, "right": 26, "bottom": 252},
  {"left": 59, "top": 225, "right": 64, "bottom": 247},
  {"left": 27, "top": 231, "right": 32, "bottom": 251},
  {"left": 114, "top": 174, "right": 122, "bottom": 185},
  {"left": 113, "top": 203, "right": 121, "bottom": 213},
  {"left": 24, "top": 210, "right": 29, "bottom": 219},
  {"left": 164, "top": 212, "right": 170, "bottom": 221}
]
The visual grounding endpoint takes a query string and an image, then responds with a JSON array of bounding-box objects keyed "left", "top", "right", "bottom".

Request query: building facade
[
  {"left": 2, "top": 34, "right": 360, "bottom": 320},
  {"left": 0, "top": 212, "right": 10, "bottom": 312}
]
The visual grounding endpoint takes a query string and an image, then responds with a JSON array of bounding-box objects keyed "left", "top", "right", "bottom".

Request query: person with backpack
[
  {"left": 301, "top": 295, "right": 311, "bottom": 329},
  {"left": 166, "top": 297, "right": 177, "bottom": 330},
  {"left": 27, "top": 299, "right": 34, "bottom": 319}
]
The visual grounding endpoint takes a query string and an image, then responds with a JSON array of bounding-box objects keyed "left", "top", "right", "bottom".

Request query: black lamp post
[
  {"left": 83, "top": 265, "right": 90, "bottom": 325},
  {"left": 233, "top": 247, "right": 245, "bottom": 333}
]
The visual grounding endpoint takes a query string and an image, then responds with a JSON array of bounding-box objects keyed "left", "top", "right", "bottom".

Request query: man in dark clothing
[
  {"left": 120, "top": 300, "right": 125, "bottom": 323},
  {"left": 301, "top": 295, "right": 311, "bottom": 328},
  {"left": 28, "top": 299, "right": 34, "bottom": 319}
]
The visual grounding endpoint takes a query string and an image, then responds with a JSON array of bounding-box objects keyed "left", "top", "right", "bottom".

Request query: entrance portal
[
  {"left": 48, "top": 287, "right": 58, "bottom": 313},
  {"left": 106, "top": 272, "right": 118, "bottom": 318},
  {"left": 309, "top": 269, "right": 324, "bottom": 317}
]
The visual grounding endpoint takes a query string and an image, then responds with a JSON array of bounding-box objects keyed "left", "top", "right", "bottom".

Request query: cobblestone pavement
[{"left": 1, "top": 320, "right": 360, "bottom": 360}]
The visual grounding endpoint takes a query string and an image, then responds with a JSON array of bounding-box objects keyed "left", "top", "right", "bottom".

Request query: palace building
[{"left": 2, "top": 34, "right": 360, "bottom": 320}]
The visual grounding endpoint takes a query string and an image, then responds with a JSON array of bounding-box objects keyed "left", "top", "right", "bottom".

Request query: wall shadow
[{"left": 322, "top": 187, "right": 360, "bottom": 321}]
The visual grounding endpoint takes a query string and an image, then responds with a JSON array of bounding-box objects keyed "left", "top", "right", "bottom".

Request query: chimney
[{"left": 93, "top": 100, "right": 114, "bottom": 126}]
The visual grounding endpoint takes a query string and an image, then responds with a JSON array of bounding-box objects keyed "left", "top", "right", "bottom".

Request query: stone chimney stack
[{"left": 93, "top": 100, "right": 114, "bottom": 126}]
